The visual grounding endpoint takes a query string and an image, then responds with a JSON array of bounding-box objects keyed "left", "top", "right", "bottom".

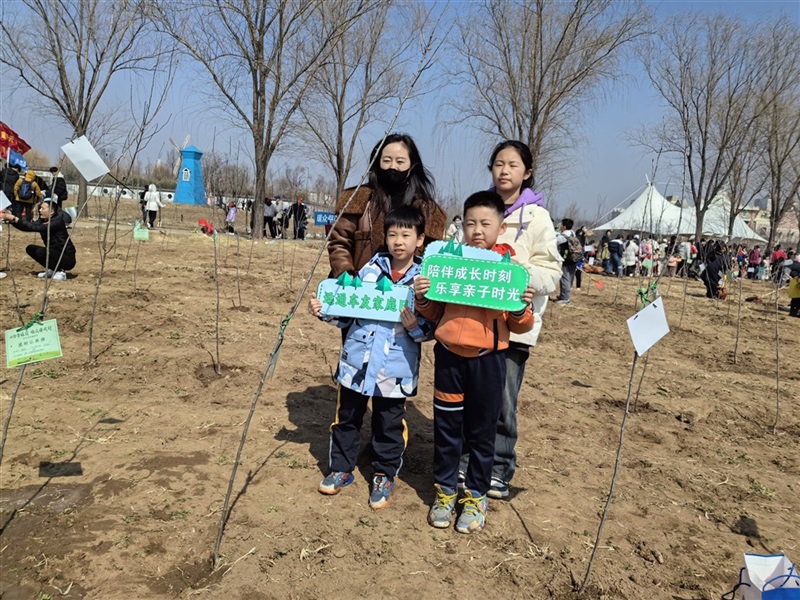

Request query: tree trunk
[
  {"left": 251, "top": 142, "right": 270, "bottom": 241},
  {"left": 766, "top": 226, "right": 776, "bottom": 256},
  {"left": 79, "top": 177, "right": 89, "bottom": 218},
  {"left": 727, "top": 208, "right": 736, "bottom": 238},
  {"left": 694, "top": 209, "right": 705, "bottom": 243}
]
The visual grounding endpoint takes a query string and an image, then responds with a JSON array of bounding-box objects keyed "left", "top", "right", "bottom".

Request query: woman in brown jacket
[{"left": 328, "top": 133, "right": 447, "bottom": 277}]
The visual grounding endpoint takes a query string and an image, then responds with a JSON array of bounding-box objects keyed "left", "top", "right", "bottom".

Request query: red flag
[{"left": 0, "top": 121, "right": 32, "bottom": 157}]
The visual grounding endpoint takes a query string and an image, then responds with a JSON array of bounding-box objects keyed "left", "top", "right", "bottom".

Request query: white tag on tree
[
  {"left": 626, "top": 297, "right": 669, "bottom": 356},
  {"left": 60, "top": 136, "right": 110, "bottom": 182}
]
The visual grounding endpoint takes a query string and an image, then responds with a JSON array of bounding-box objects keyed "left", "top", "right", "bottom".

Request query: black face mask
[{"left": 376, "top": 167, "right": 411, "bottom": 192}]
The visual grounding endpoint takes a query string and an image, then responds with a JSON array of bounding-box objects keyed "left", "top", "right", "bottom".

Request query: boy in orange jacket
[{"left": 415, "top": 191, "right": 534, "bottom": 534}]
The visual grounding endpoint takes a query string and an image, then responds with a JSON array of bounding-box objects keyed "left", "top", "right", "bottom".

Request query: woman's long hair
[{"left": 367, "top": 133, "right": 435, "bottom": 214}]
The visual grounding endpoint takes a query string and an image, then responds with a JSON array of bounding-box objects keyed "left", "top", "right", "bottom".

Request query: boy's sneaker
[
  {"left": 487, "top": 477, "right": 510, "bottom": 499},
  {"left": 428, "top": 484, "right": 457, "bottom": 528},
  {"left": 318, "top": 471, "right": 354, "bottom": 495},
  {"left": 51, "top": 271, "right": 67, "bottom": 281},
  {"left": 37, "top": 269, "right": 54, "bottom": 278},
  {"left": 368, "top": 473, "right": 394, "bottom": 510},
  {"left": 456, "top": 489, "right": 488, "bottom": 534}
]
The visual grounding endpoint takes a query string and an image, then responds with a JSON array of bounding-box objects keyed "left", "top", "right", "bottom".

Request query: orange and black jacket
[{"left": 416, "top": 244, "right": 534, "bottom": 358}]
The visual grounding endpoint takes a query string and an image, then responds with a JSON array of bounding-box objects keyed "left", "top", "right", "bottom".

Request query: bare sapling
[
  {"left": 224, "top": 226, "right": 232, "bottom": 264},
  {"left": 1, "top": 231, "right": 25, "bottom": 326},
  {"left": 132, "top": 240, "right": 143, "bottom": 292},
  {"left": 289, "top": 240, "right": 298, "bottom": 292},
  {"left": 86, "top": 69, "right": 172, "bottom": 363},
  {"left": 678, "top": 272, "right": 690, "bottom": 328},
  {"left": 733, "top": 270, "right": 744, "bottom": 363},
  {"left": 123, "top": 229, "right": 135, "bottom": 269},
  {"left": 772, "top": 280, "right": 780, "bottom": 434},
  {"left": 87, "top": 188, "right": 126, "bottom": 363},
  {"left": 632, "top": 351, "right": 650, "bottom": 413},
  {"left": 579, "top": 352, "right": 639, "bottom": 593},
  {"left": 235, "top": 234, "right": 243, "bottom": 308},
  {"left": 212, "top": 231, "right": 221, "bottom": 375},
  {"left": 0, "top": 365, "right": 27, "bottom": 466},
  {"left": 246, "top": 231, "right": 256, "bottom": 275}
]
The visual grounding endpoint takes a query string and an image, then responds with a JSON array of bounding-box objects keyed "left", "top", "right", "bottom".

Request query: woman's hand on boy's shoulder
[
  {"left": 308, "top": 292, "right": 324, "bottom": 318},
  {"left": 413, "top": 275, "right": 431, "bottom": 300}
]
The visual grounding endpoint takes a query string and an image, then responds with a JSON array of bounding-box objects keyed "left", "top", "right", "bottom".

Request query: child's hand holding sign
[
  {"left": 521, "top": 285, "right": 535, "bottom": 305},
  {"left": 400, "top": 307, "right": 419, "bottom": 331},
  {"left": 414, "top": 275, "right": 431, "bottom": 301},
  {"left": 308, "top": 292, "right": 323, "bottom": 318}
]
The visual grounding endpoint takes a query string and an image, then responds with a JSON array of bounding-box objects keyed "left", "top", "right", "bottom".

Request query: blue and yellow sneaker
[
  {"left": 318, "top": 471, "right": 354, "bottom": 495},
  {"left": 369, "top": 473, "right": 394, "bottom": 510},
  {"left": 428, "top": 484, "right": 457, "bottom": 528},
  {"left": 455, "top": 489, "right": 488, "bottom": 534}
]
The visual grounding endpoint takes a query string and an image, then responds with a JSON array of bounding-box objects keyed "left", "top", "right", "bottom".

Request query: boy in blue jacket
[{"left": 309, "top": 206, "right": 432, "bottom": 509}]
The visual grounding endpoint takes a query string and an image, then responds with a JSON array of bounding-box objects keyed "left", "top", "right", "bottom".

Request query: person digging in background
[{"left": 1, "top": 198, "right": 75, "bottom": 280}]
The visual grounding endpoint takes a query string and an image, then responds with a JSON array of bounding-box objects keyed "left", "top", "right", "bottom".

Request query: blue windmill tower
[{"left": 172, "top": 138, "right": 206, "bottom": 205}]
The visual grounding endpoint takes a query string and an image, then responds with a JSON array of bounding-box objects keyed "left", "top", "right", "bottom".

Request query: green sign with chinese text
[{"left": 420, "top": 242, "right": 529, "bottom": 312}]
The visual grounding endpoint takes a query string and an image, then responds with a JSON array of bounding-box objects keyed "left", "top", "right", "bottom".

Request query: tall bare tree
[
  {"left": 152, "top": 0, "right": 378, "bottom": 239},
  {"left": 448, "top": 0, "right": 650, "bottom": 191},
  {"left": 0, "top": 0, "right": 166, "bottom": 210},
  {"left": 723, "top": 135, "right": 767, "bottom": 238},
  {"left": 298, "top": 2, "right": 437, "bottom": 198},
  {"left": 757, "top": 18, "right": 800, "bottom": 251},
  {"left": 641, "top": 13, "right": 777, "bottom": 241}
]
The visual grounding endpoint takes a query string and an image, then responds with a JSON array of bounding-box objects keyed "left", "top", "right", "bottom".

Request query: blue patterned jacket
[{"left": 324, "top": 253, "right": 433, "bottom": 398}]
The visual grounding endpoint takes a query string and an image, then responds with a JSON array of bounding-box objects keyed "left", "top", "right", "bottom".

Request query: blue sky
[{"left": 2, "top": 0, "right": 798, "bottom": 222}]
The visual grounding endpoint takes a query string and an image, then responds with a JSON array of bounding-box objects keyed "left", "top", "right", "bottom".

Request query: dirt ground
[{"left": 1, "top": 200, "right": 798, "bottom": 600}]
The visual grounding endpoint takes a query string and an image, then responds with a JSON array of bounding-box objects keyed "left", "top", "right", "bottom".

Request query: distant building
[{"left": 738, "top": 201, "right": 798, "bottom": 246}]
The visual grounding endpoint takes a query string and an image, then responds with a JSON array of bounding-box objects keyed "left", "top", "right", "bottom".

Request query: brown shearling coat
[{"left": 327, "top": 186, "right": 447, "bottom": 277}]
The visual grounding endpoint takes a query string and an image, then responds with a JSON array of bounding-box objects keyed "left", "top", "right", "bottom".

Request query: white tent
[
  {"left": 593, "top": 184, "right": 690, "bottom": 236},
  {"left": 687, "top": 196, "right": 766, "bottom": 241},
  {"left": 593, "top": 184, "right": 765, "bottom": 242}
]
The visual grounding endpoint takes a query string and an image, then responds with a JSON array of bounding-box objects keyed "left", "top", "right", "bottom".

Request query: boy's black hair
[
  {"left": 383, "top": 205, "right": 426, "bottom": 236},
  {"left": 463, "top": 190, "right": 505, "bottom": 218},
  {"left": 561, "top": 217, "right": 574, "bottom": 230}
]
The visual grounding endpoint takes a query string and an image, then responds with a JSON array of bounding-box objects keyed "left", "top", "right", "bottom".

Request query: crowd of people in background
[
  {"left": 230, "top": 195, "right": 309, "bottom": 240},
  {"left": 546, "top": 222, "right": 799, "bottom": 313}
]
